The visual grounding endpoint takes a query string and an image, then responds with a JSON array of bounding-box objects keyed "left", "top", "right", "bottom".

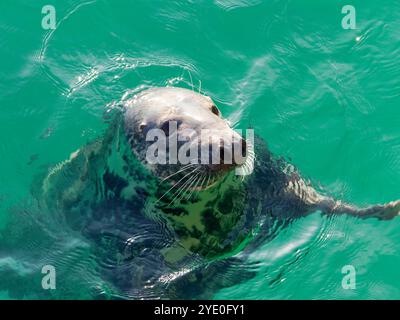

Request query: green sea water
[{"left": 1, "top": 0, "right": 400, "bottom": 299}]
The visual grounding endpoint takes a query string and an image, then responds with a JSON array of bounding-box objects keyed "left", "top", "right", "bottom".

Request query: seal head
[{"left": 124, "top": 87, "right": 249, "bottom": 192}]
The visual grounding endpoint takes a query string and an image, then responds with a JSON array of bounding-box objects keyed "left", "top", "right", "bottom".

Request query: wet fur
[{"left": 36, "top": 87, "right": 400, "bottom": 298}]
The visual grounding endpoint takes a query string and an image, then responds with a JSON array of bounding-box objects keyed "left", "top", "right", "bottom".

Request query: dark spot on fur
[
  {"left": 162, "top": 206, "right": 189, "bottom": 216},
  {"left": 202, "top": 208, "right": 221, "bottom": 235},
  {"left": 174, "top": 223, "right": 189, "bottom": 237},
  {"left": 217, "top": 190, "right": 236, "bottom": 214},
  {"left": 205, "top": 199, "right": 218, "bottom": 209},
  {"left": 103, "top": 170, "right": 129, "bottom": 198},
  {"left": 136, "top": 187, "right": 149, "bottom": 198},
  {"left": 191, "top": 226, "right": 202, "bottom": 238}
]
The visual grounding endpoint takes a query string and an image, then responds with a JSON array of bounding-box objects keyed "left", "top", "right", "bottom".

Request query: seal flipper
[
  {"left": 284, "top": 174, "right": 400, "bottom": 220},
  {"left": 318, "top": 198, "right": 400, "bottom": 220}
]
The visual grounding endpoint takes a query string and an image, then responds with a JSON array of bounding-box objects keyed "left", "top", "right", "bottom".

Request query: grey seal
[{"left": 39, "top": 86, "right": 400, "bottom": 298}]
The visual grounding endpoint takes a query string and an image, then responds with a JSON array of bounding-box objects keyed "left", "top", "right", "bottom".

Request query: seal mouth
[{"left": 155, "top": 139, "right": 254, "bottom": 205}]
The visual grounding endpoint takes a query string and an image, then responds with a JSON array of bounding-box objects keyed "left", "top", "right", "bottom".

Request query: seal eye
[
  {"left": 160, "top": 120, "right": 182, "bottom": 136},
  {"left": 211, "top": 105, "right": 220, "bottom": 116}
]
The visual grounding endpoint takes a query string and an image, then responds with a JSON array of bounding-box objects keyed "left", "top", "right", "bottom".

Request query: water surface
[{"left": 1, "top": 0, "right": 400, "bottom": 299}]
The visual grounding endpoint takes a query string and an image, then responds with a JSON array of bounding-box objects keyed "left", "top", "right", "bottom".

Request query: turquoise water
[{"left": 1, "top": 0, "right": 400, "bottom": 299}]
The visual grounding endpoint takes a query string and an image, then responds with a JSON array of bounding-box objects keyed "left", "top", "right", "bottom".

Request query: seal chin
[{"left": 164, "top": 159, "right": 245, "bottom": 193}]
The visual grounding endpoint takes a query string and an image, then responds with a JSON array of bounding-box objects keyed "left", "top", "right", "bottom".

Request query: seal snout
[{"left": 205, "top": 136, "right": 247, "bottom": 173}]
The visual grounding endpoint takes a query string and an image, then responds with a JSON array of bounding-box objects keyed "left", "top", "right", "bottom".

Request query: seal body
[{"left": 39, "top": 87, "right": 400, "bottom": 299}]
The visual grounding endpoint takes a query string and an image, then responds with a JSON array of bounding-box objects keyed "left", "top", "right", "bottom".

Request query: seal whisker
[
  {"left": 168, "top": 170, "right": 201, "bottom": 206},
  {"left": 240, "top": 162, "right": 251, "bottom": 176},
  {"left": 174, "top": 172, "right": 203, "bottom": 205},
  {"left": 246, "top": 150, "right": 255, "bottom": 157},
  {"left": 184, "top": 177, "right": 199, "bottom": 202},
  {"left": 191, "top": 175, "right": 203, "bottom": 196},
  {"left": 186, "top": 174, "right": 203, "bottom": 201},
  {"left": 199, "top": 174, "right": 208, "bottom": 190},
  {"left": 160, "top": 164, "right": 195, "bottom": 183},
  {"left": 178, "top": 173, "right": 200, "bottom": 203},
  {"left": 156, "top": 167, "right": 199, "bottom": 203},
  {"left": 206, "top": 174, "right": 211, "bottom": 188},
  {"left": 187, "top": 69, "right": 194, "bottom": 91}
]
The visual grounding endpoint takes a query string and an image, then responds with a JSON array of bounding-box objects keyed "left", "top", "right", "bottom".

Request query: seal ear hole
[{"left": 211, "top": 105, "right": 220, "bottom": 116}]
